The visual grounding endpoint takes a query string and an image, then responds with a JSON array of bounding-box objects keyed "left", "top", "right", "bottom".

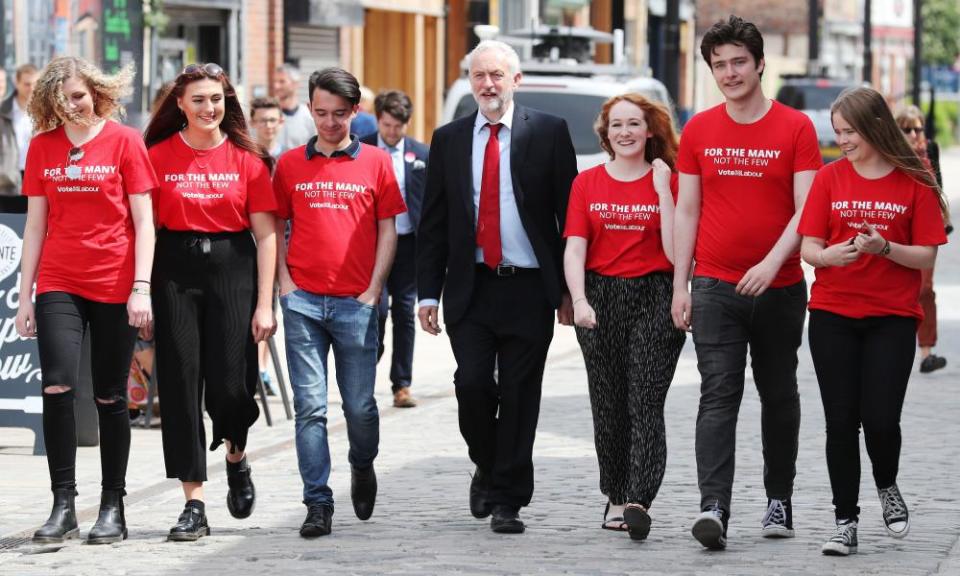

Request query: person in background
[
  {"left": 563, "top": 93, "right": 686, "bottom": 541},
  {"left": 144, "top": 62, "right": 277, "bottom": 542},
  {"left": 16, "top": 56, "right": 156, "bottom": 545},
  {"left": 249, "top": 95, "right": 284, "bottom": 396},
  {"left": 352, "top": 85, "right": 378, "bottom": 138},
  {"left": 799, "top": 86, "right": 947, "bottom": 556},
  {"left": 273, "top": 64, "right": 316, "bottom": 152},
  {"left": 0, "top": 68, "right": 20, "bottom": 200},
  {"left": 1, "top": 63, "right": 40, "bottom": 175},
  {"left": 895, "top": 105, "right": 952, "bottom": 374},
  {"left": 359, "top": 90, "right": 428, "bottom": 408},
  {"left": 0, "top": 63, "right": 38, "bottom": 212}
]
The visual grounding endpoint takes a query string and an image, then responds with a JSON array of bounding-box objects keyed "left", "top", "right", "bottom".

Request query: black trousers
[
  {"left": 447, "top": 266, "right": 554, "bottom": 508},
  {"left": 153, "top": 229, "right": 260, "bottom": 482},
  {"left": 35, "top": 292, "right": 137, "bottom": 492},
  {"left": 808, "top": 310, "right": 916, "bottom": 521},
  {"left": 377, "top": 232, "right": 417, "bottom": 391},
  {"left": 575, "top": 272, "right": 685, "bottom": 508}
]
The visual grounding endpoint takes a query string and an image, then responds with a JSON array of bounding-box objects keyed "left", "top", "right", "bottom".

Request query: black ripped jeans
[{"left": 36, "top": 291, "right": 138, "bottom": 492}]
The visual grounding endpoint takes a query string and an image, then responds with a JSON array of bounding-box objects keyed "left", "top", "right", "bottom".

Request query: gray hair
[
  {"left": 276, "top": 63, "right": 302, "bottom": 83},
  {"left": 466, "top": 40, "right": 521, "bottom": 76}
]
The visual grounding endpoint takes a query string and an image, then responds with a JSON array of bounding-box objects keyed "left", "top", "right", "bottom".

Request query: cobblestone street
[{"left": 1, "top": 151, "right": 959, "bottom": 575}]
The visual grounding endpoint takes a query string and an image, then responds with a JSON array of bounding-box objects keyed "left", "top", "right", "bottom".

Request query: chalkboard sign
[
  {"left": 0, "top": 213, "right": 44, "bottom": 455},
  {"left": 102, "top": 0, "right": 144, "bottom": 115}
]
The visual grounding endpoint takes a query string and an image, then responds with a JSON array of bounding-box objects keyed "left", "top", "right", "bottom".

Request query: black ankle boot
[
  {"left": 226, "top": 456, "right": 255, "bottom": 519},
  {"left": 86, "top": 490, "right": 127, "bottom": 544},
  {"left": 33, "top": 488, "right": 79, "bottom": 544}
]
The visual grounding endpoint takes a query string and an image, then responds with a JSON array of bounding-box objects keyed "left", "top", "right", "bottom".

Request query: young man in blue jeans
[{"left": 273, "top": 67, "right": 406, "bottom": 537}]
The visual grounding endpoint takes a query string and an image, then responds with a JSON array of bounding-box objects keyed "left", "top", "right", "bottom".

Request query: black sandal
[
  {"left": 602, "top": 502, "right": 629, "bottom": 531},
  {"left": 624, "top": 503, "right": 651, "bottom": 540}
]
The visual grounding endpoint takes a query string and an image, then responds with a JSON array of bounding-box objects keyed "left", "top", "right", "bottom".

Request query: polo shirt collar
[{"left": 305, "top": 134, "right": 361, "bottom": 160}]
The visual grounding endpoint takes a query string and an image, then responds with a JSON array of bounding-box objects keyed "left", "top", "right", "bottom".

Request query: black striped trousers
[{"left": 575, "top": 271, "right": 686, "bottom": 507}]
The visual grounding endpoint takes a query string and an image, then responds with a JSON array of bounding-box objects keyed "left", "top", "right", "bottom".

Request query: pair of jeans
[
  {"left": 690, "top": 276, "right": 806, "bottom": 514},
  {"left": 808, "top": 310, "right": 916, "bottom": 521},
  {"left": 280, "top": 289, "right": 380, "bottom": 507}
]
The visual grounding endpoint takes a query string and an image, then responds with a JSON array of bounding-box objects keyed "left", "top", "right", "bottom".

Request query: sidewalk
[{"left": 2, "top": 153, "right": 959, "bottom": 574}]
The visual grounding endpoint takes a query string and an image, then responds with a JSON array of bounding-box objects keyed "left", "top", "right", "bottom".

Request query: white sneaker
[
  {"left": 821, "top": 519, "right": 858, "bottom": 556},
  {"left": 691, "top": 503, "right": 727, "bottom": 550},
  {"left": 878, "top": 484, "right": 910, "bottom": 538}
]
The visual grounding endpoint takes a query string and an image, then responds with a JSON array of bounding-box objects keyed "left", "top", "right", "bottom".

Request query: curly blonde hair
[{"left": 28, "top": 56, "right": 135, "bottom": 132}]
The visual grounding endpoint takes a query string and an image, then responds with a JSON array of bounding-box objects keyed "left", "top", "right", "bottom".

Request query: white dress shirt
[{"left": 377, "top": 134, "right": 413, "bottom": 235}]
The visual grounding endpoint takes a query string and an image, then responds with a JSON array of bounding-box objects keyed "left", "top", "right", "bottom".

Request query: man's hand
[
  {"left": 671, "top": 287, "right": 692, "bottom": 332},
  {"left": 557, "top": 293, "right": 574, "bottom": 326},
  {"left": 355, "top": 289, "right": 380, "bottom": 307},
  {"left": 735, "top": 258, "right": 780, "bottom": 297},
  {"left": 279, "top": 278, "right": 300, "bottom": 297},
  {"left": 418, "top": 305, "right": 442, "bottom": 335}
]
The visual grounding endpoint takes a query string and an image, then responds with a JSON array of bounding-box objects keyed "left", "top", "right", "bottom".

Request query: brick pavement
[{"left": 2, "top": 152, "right": 960, "bottom": 575}]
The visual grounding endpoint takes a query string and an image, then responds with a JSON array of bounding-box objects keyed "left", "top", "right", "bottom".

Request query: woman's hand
[
  {"left": 127, "top": 293, "right": 153, "bottom": 329},
  {"left": 853, "top": 220, "right": 886, "bottom": 255},
  {"left": 573, "top": 299, "right": 597, "bottom": 330},
  {"left": 651, "top": 158, "right": 672, "bottom": 197},
  {"left": 251, "top": 305, "right": 277, "bottom": 343},
  {"left": 821, "top": 238, "right": 861, "bottom": 267},
  {"left": 16, "top": 299, "right": 36, "bottom": 338}
]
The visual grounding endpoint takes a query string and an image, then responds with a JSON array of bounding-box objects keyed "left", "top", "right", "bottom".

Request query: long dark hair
[
  {"left": 143, "top": 63, "right": 273, "bottom": 171},
  {"left": 831, "top": 87, "right": 946, "bottom": 215}
]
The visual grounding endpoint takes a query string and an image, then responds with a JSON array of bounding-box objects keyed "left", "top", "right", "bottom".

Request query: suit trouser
[
  {"left": 691, "top": 276, "right": 806, "bottom": 514},
  {"left": 447, "top": 266, "right": 554, "bottom": 509},
  {"left": 377, "top": 232, "right": 417, "bottom": 390}
]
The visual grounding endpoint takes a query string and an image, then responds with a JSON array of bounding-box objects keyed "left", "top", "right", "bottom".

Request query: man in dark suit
[
  {"left": 417, "top": 40, "right": 577, "bottom": 534},
  {"left": 360, "top": 90, "right": 428, "bottom": 408}
]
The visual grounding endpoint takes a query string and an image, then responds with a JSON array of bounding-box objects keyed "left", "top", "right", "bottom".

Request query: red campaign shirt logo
[{"left": 832, "top": 199, "right": 908, "bottom": 233}]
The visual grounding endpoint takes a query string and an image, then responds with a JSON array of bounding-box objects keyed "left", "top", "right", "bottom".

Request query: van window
[{"left": 453, "top": 93, "right": 608, "bottom": 155}]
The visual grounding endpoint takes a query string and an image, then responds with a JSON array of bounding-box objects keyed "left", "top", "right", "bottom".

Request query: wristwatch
[{"left": 880, "top": 240, "right": 891, "bottom": 256}]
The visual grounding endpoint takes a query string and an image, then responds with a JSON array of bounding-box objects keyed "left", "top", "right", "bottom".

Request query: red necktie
[{"left": 478, "top": 123, "right": 502, "bottom": 269}]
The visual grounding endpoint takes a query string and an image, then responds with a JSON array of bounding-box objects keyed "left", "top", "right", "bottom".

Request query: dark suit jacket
[
  {"left": 417, "top": 104, "right": 578, "bottom": 325},
  {"left": 359, "top": 133, "right": 428, "bottom": 231}
]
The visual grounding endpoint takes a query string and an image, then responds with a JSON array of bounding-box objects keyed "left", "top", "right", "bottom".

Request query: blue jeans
[{"left": 280, "top": 289, "right": 380, "bottom": 507}]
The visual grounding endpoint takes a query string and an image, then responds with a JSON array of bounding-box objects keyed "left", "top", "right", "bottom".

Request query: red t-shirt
[
  {"left": 23, "top": 121, "right": 157, "bottom": 303},
  {"left": 676, "top": 101, "right": 822, "bottom": 287},
  {"left": 273, "top": 143, "right": 407, "bottom": 296},
  {"left": 798, "top": 158, "right": 947, "bottom": 319},
  {"left": 563, "top": 164, "right": 677, "bottom": 277},
  {"left": 148, "top": 133, "right": 276, "bottom": 232}
]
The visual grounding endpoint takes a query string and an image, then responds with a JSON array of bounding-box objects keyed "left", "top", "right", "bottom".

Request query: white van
[{"left": 442, "top": 74, "right": 673, "bottom": 171}]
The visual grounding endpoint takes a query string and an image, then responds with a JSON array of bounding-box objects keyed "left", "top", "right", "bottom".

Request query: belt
[{"left": 476, "top": 264, "right": 537, "bottom": 277}]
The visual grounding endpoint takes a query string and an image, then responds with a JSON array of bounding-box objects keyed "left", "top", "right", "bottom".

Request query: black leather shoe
[
  {"left": 351, "top": 465, "right": 377, "bottom": 520},
  {"left": 86, "top": 490, "right": 127, "bottom": 544},
  {"left": 469, "top": 467, "right": 492, "bottom": 519},
  {"left": 33, "top": 488, "right": 79, "bottom": 544},
  {"left": 226, "top": 456, "right": 256, "bottom": 519},
  {"left": 490, "top": 505, "right": 525, "bottom": 534},
  {"left": 300, "top": 504, "right": 333, "bottom": 538},
  {"left": 167, "top": 503, "right": 210, "bottom": 542}
]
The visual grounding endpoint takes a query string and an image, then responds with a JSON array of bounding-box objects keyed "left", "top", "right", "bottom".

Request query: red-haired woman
[
  {"left": 563, "top": 93, "right": 686, "bottom": 541},
  {"left": 143, "top": 63, "right": 277, "bottom": 541}
]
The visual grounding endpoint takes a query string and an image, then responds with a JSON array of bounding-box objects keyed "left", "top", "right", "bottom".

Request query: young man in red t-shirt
[
  {"left": 672, "top": 15, "right": 822, "bottom": 549},
  {"left": 274, "top": 67, "right": 406, "bottom": 538}
]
